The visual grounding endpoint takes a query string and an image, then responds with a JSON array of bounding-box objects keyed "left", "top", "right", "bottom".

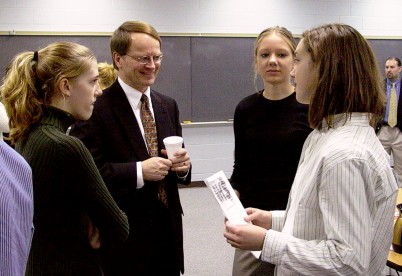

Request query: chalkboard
[{"left": 0, "top": 35, "right": 401, "bottom": 122}]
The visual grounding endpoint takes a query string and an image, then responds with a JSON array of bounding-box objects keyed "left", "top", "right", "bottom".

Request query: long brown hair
[
  {"left": 302, "top": 23, "right": 385, "bottom": 129},
  {"left": 0, "top": 41, "right": 96, "bottom": 143}
]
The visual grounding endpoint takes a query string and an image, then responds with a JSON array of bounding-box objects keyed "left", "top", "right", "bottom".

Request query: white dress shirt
[
  {"left": 119, "top": 77, "right": 153, "bottom": 189},
  {"left": 262, "top": 113, "right": 398, "bottom": 275}
]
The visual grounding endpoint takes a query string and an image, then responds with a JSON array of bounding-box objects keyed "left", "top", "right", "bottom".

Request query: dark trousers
[{"left": 101, "top": 202, "right": 180, "bottom": 276}]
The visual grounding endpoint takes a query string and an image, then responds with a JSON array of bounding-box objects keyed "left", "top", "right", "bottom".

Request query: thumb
[
  {"left": 225, "top": 220, "right": 235, "bottom": 231},
  {"left": 245, "top": 209, "right": 259, "bottom": 222}
]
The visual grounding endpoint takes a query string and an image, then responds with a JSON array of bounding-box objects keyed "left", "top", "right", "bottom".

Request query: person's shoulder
[
  {"left": 290, "top": 95, "right": 309, "bottom": 111},
  {"left": 321, "top": 126, "right": 375, "bottom": 159},
  {"left": 41, "top": 126, "right": 86, "bottom": 153},
  {"left": 150, "top": 89, "right": 179, "bottom": 109},
  {"left": 55, "top": 133, "right": 93, "bottom": 162},
  {"left": 92, "top": 83, "right": 123, "bottom": 112},
  {"left": 45, "top": 130, "right": 96, "bottom": 174},
  {"left": 236, "top": 92, "right": 260, "bottom": 109},
  {"left": 0, "top": 141, "right": 30, "bottom": 171},
  {"left": 98, "top": 83, "right": 118, "bottom": 101},
  {"left": 151, "top": 89, "right": 175, "bottom": 102}
]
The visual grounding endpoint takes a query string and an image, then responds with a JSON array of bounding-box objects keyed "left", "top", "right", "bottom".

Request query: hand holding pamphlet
[{"left": 204, "top": 170, "right": 261, "bottom": 258}]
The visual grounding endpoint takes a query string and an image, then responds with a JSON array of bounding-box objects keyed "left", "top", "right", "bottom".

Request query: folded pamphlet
[{"left": 204, "top": 170, "right": 261, "bottom": 258}]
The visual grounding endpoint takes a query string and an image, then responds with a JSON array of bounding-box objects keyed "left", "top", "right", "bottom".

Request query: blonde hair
[
  {"left": 0, "top": 41, "right": 96, "bottom": 143},
  {"left": 98, "top": 62, "right": 117, "bottom": 89}
]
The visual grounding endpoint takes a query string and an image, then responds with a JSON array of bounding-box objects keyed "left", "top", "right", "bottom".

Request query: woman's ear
[{"left": 58, "top": 78, "right": 71, "bottom": 97}]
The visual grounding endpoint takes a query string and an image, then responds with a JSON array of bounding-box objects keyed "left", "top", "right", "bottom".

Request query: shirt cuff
[
  {"left": 261, "top": 229, "right": 290, "bottom": 265},
  {"left": 136, "top": 161, "right": 144, "bottom": 189},
  {"left": 271, "top": 210, "right": 285, "bottom": 231},
  {"left": 176, "top": 169, "right": 189, "bottom": 180}
]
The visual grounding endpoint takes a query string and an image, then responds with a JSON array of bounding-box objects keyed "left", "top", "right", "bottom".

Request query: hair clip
[{"left": 33, "top": 51, "right": 39, "bottom": 62}]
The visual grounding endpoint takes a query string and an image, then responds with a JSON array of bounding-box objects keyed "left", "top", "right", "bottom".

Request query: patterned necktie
[
  {"left": 388, "top": 83, "right": 398, "bottom": 128},
  {"left": 140, "top": 94, "right": 158, "bottom": 156},
  {"left": 140, "top": 94, "right": 168, "bottom": 207}
]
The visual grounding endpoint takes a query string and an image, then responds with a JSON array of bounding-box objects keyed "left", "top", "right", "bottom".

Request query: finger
[
  {"left": 171, "top": 162, "right": 185, "bottom": 169},
  {"left": 157, "top": 171, "right": 168, "bottom": 179},
  {"left": 245, "top": 207, "right": 257, "bottom": 215},
  {"left": 226, "top": 237, "right": 239, "bottom": 248},
  {"left": 247, "top": 211, "right": 260, "bottom": 222},
  {"left": 174, "top": 148, "right": 187, "bottom": 157},
  {"left": 159, "top": 158, "right": 173, "bottom": 166},
  {"left": 223, "top": 230, "right": 232, "bottom": 240},
  {"left": 225, "top": 220, "right": 234, "bottom": 228}
]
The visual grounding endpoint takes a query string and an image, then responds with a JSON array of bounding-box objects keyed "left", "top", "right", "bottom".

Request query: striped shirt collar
[{"left": 320, "top": 113, "right": 371, "bottom": 132}]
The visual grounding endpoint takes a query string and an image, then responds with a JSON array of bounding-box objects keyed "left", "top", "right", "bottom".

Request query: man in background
[
  {"left": 378, "top": 57, "right": 402, "bottom": 186},
  {"left": 0, "top": 140, "right": 33, "bottom": 275},
  {"left": 70, "top": 21, "right": 191, "bottom": 275}
]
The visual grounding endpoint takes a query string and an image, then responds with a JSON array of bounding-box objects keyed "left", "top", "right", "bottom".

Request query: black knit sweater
[
  {"left": 230, "top": 92, "right": 311, "bottom": 211},
  {"left": 16, "top": 107, "right": 129, "bottom": 275}
]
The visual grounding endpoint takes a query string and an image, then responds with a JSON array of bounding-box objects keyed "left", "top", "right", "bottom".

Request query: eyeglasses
[{"left": 124, "top": 54, "right": 163, "bottom": 65}]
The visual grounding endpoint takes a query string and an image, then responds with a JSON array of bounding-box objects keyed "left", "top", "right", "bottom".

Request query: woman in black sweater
[
  {"left": 230, "top": 26, "right": 311, "bottom": 276},
  {"left": 1, "top": 42, "right": 129, "bottom": 275}
]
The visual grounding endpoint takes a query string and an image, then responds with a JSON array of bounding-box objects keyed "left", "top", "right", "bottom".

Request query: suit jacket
[
  {"left": 70, "top": 81, "right": 191, "bottom": 274},
  {"left": 380, "top": 79, "right": 402, "bottom": 131}
]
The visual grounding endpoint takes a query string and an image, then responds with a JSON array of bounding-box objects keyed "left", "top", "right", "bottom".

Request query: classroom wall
[
  {"left": 1, "top": 0, "right": 402, "bottom": 181},
  {"left": 0, "top": 0, "right": 402, "bottom": 36},
  {"left": 1, "top": 0, "right": 402, "bottom": 36}
]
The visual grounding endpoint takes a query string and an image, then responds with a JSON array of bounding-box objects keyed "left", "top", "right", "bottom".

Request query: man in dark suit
[
  {"left": 378, "top": 56, "right": 402, "bottom": 187},
  {"left": 70, "top": 21, "right": 191, "bottom": 275}
]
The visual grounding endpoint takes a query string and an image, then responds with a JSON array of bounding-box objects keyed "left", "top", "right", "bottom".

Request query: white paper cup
[{"left": 163, "top": 136, "right": 183, "bottom": 159}]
